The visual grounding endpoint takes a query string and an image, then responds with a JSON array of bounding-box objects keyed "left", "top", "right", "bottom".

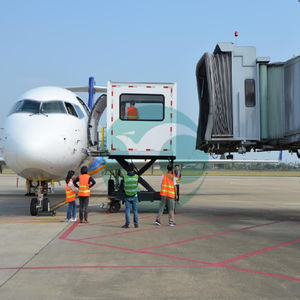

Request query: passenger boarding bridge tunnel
[{"left": 196, "top": 43, "right": 300, "bottom": 157}]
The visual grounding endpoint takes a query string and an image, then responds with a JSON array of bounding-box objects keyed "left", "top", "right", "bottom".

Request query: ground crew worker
[
  {"left": 122, "top": 164, "right": 139, "bottom": 228},
  {"left": 173, "top": 164, "right": 181, "bottom": 202},
  {"left": 127, "top": 100, "right": 138, "bottom": 120},
  {"left": 65, "top": 170, "right": 78, "bottom": 222},
  {"left": 155, "top": 164, "right": 177, "bottom": 226},
  {"left": 73, "top": 166, "right": 96, "bottom": 223}
]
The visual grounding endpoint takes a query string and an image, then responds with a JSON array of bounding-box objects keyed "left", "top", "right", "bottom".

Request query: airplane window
[
  {"left": 65, "top": 102, "right": 78, "bottom": 117},
  {"left": 41, "top": 101, "right": 67, "bottom": 114},
  {"left": 120, "top": 94, "right": 164, "bottom": 121},
  {"left": 73, "top": 104, "right": 84, "bottom": 119},
  {"left": 9, "top": 99, "right": 41, "bottom": 115}
]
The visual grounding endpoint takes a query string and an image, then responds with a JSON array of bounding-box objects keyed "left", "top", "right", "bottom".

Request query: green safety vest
[{"left": 123, "top": 173, "right": 139, "bottom": 196}]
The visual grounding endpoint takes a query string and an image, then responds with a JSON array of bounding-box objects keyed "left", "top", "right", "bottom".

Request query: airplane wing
[{"left": 66, "top": 86, "right": 107, "bottom": 93}]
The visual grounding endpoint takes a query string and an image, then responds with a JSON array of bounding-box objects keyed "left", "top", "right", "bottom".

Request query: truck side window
[
  {"left": 120, "top": 94, "right": 164, "bottom": 121},
  {"left": 245, "top": 79, "right": 256, "bottom": 107}
]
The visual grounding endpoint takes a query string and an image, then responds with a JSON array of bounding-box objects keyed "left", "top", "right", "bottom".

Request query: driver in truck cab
[{"left": 127, "top": 100, "right": 138, "bottom": 120}]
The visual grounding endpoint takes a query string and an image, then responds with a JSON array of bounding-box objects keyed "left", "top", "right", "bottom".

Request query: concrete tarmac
[{"left": 1, "top": 174, "right": 300, "bottom": 299}]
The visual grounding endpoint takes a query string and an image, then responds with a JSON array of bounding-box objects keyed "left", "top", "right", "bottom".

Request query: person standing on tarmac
[
  {"left": 173, "top": 164, "right": 181, "bottom": 202},
  {"left": 65, "top": 170, "right": 78, "bottom": 222},
  {"left": 122, "top": 164, "right": 139, "bottom": 228},
  {"left": 155, "top": 165, "right": 177, "bottom": 227},
  {"left": 73, "top": 166, "right": 96, "bottom": 223}
]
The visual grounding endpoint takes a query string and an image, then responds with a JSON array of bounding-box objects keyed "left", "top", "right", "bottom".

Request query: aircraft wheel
[
  {"left": 108, "top": 179, "right": 115, "bottom": 196},
  {"left": 109, "top": 201, "right": 121, "bottom": 213},
  {"left": 43, "top": 198, "right": 50, "bottom": 211},
  {"left": 30, "top": 198, "right": 38, "bottom": 216}
]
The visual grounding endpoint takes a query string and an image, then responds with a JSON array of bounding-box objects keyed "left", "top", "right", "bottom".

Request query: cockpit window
[
  {"left": 9, "top": 99, "right": 41, "bottom": 115},
  {"left": 65, "top": 102, "right": 78, "bottom": 117},
  {"left": 73, "top": 104, "right": 84, "bottom": 119},
  {"left": 41, "top": 101, "right": 66, "bottom": 114}
]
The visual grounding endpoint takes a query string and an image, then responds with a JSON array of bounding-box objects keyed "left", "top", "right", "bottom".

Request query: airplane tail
[{"left": 87, "top": 157, "right": 106, "bottom": 176}]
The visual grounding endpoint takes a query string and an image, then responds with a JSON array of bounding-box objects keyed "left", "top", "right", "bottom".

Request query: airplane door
[{"left": 88, "top": 94, "right": 107, "bottom": 147}]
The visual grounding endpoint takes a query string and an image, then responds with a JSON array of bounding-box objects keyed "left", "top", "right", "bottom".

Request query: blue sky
[{"left": 0, "top": 0, "right": 299, "bottom": 162}]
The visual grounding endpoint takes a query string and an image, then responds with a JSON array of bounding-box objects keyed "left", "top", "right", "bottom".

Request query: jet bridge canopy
[{"left": 196, "top": 43, "right": 300, "bottom": 156}]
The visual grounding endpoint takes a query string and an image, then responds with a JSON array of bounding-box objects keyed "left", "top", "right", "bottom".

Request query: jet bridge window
[
  {"left": 120, "top": 94, "right": 164, "bottom": 121},
  {"left": 41, "top": 101, "right": 67, "bottom": 114},
  {"left": 9, "top": 99, "right": 41, "bottom": 115},
  {"left": 245, "top": 79, "right": 256, "bottom": 107}
]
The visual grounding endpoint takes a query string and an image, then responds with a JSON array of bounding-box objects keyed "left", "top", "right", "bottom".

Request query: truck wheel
[
  {"left": 108, "top": 179, "right": 115, "bottom": 196},
  {"left": 109, "top": 201, "right": 121, "bottom": 213}
]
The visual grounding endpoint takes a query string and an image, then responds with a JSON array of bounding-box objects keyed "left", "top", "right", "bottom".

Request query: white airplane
[{"left": 0, "top": 84, "right": 279, "bottom": 215}]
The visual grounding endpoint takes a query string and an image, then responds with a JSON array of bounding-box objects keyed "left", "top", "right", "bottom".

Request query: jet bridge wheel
[
  {"left": 30, "top": 198, "right": 38, "bottom": 216},
  {"left": 109, "top": 201, "right": 121, "bottom": 213}
]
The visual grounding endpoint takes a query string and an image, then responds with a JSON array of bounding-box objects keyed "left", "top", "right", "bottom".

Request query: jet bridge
[
  {"left": 196, "top": 43, "right": 300, "bottom": 156},
  {"left": 88, "top": 81, "right": 177, "bottom": 211}
]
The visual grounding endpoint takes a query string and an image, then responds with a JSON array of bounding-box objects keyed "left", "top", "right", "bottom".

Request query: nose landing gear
[{"left": 29, "top": 181, "right": 54, "bottom": 216}]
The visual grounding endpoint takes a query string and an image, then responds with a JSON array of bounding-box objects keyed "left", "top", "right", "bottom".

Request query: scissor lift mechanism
[{"left": 107, "top": 156, "right": 175, "bottom": 213}]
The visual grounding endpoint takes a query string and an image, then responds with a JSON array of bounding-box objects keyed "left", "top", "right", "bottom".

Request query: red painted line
[
  {"left": 68, "top": 238, "right": 141, "bottom": 252},
  {"left": 218, "top": 235, "right": 300, "bottom": 266},
  {"left": 78, "top": 224, "right": 173, "bottom": 241},
  {"left": 66, "top": 238, "right": 212, "bottom": 265},
  {"left": 0, "top": 264, "right": 212, "bottom": 271},
  {"left": 59, "top": 221, "right": 79, "bottom": 240},
  {"left": 222, "top": 265, "right": 300, "bottom": 282},
  {"left": 78, "top": 216, "right": 229, "bottom": 242},
  {"left": 139, "top": 221, "right": 279, "bottom": 251},
  {"left": 139, "top": 249, "right": 212, "bottom": 265},
  {"left": 76, "top": 214, "right": 154, "bottom": 227}
]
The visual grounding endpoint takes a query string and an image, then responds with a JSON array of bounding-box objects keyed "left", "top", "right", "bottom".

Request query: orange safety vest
[
  {"left": 173, "top": 170, "right": 181, "bottom": 185},
  {"left": 78, "top": 174, "right": 91, "bottom": 197},
  {"left": 127, "top": 106, "right": 138, "bottom": 120},
  {"left": 66, "top": 180, "right": 76, "bottom": 202},
  {"left": 160, "top": 173, "right": 176, "bottom": 199}
]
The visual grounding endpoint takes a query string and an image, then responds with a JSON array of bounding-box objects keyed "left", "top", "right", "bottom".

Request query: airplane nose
[{"left": 3, "top": 115, "right": 70, "bottom": 178}]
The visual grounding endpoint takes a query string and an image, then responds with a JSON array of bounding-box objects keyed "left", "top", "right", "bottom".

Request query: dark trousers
[
  {"left": 79, "top": 196, "right": 89, "bottom": 221},
  {"left": 176, "top": 185, "right": 180, "bottom": 201}
]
